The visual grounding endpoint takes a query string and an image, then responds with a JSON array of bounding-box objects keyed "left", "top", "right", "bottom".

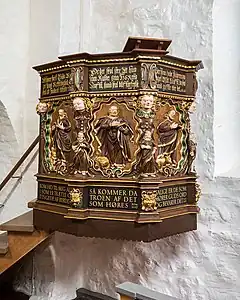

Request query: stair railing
[{"left": 0, "top": 136, "right": 39, "bottom": 201}]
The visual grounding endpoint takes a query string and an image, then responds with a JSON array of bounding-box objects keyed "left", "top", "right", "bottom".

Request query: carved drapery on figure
[
  {"left": 52, "top": 109, "right": 72, "bottom": 159},
  {"left": 95, "top": 105, "right": 134, "bottom": 166},
  {"left": 72, "top": 132, "right": 92, "bottom": 176},
  {"left": 157, "top": 110, "right": 181, "bottom": 164},
  {"left": 133, "top": 130, "right": 158, "bottom": 177}
]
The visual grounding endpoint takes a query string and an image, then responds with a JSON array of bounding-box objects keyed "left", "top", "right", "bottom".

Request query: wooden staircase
[{"left": 0, "top": 211, "right": 50, "bottom": 275}]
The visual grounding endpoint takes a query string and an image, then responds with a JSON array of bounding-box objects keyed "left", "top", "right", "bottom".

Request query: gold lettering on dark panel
[
  {"left": 87, "top": 187, "right": 140, "bottom": 210},
  {"left": 38, "top": 182, "right": 69, "bottom": 204},
  {"left": 157, "top": 185, "right": 188, "bottom": 208},
  {"left": 155, "top": 66, "right": 186, "bottom": 94},
  {"left": 41, "top": 70, "right": 71, "bottom": 97},
  {"left": 88, "top": 65, "right": 139, "bottom": 91}
]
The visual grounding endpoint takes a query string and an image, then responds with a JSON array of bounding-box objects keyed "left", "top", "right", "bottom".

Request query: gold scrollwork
[
  {"left": 195, "top": 183, "right": 201, "bottom": 202},
  {"left": 141, "top": 190, "right": 157, "bottom": 211},
  {"left": 70, "top": 188, "right": 83, "bottom": 208},
  {"left": 180, "top": 101, "right": 193, "bottom": 111}
]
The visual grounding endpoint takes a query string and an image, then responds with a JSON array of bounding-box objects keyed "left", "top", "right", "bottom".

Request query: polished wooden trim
[{"left": 29, "top": 199, "right": 199, "bottom": 223}]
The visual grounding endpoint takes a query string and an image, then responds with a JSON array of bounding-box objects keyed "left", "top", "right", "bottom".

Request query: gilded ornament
[
  {"left": 95, "top": 156, "right": 110, "bottom": 170},
  {"left": 70, "top": 188, "right": 83, "bottom": 208},
  {"left": 141, "top": 191, "right": 157, "bottom": 211},
  {"left": 195, "top": 183, "right": 201, "bottom": 202}
]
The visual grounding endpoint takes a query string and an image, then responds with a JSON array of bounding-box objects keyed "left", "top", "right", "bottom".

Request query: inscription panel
[
  {"left": 41, "top": 70, "right": 71, "bottom": 97},
  {"left": 157, "top": 184, "right": 190, "bottom": 208},
  {"left": 86, "top": 186, "right": 140, "bottom": 210},
  {"left": 155, "top": 65, "right": 187, "bottom": 94},
  {"left": 88, "top": 64, "right": 140, "bottom": 91},
  {"left": 38, "top": 182, "right": 69, "bottom": 205},
  {"left": 37, "top": 182, "right": 195, "bottom": 210}
]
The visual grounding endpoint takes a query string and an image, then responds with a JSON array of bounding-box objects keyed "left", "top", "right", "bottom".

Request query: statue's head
[
  {"left": 58, "top": 109, "right": 66, "bottom": 118},
  {"left": 77, "top": 131, "right": 85, "bottom": 142},
  {"left": 108, "top": 105, "right": 119, "bottom": 117},
  {"left": 73, "top": 97, "right": 85, "bottom": 111},
  {"left": 140, "top": 95, "right": 154, "bottom": 110},
  {"left": 36, "top": 102, "right": 48, "bottom": 114}
]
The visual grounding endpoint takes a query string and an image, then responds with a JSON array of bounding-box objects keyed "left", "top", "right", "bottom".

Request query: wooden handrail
[{"left": 0, "top": 136, "right": 39, "bottom": 193}]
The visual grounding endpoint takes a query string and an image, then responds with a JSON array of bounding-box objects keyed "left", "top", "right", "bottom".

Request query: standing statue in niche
[
  {"left": 157, "top": 109, "right": 182, "bottom": 164},
  {"left": 95, "top": 105, "right": 133, "bottom": 166},
  {"left": 186, "top": 132, "right": 197, "bottom": 173},
  {"left": 72, "top": 132, "right": 92, "bottom": 176},
  {"left": 73, "top": 97, "right": 91, "bottom": 134},
  {"left": 51, "top": 109, "right": 72, "bottom": 162},
  {"left": 133, "top": 130, "right": 158, "bottom": 177}
]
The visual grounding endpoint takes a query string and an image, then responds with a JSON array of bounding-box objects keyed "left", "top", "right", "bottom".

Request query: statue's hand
[
  {"left": 170, "top": 123, "right": 178, "bottom": 129},
  {"left": 57, "top": 124, "right": 64, "bottom": 130}
]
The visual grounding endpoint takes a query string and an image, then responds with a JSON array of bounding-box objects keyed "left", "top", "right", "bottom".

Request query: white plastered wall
[
  {"left": 0, "top": 0, "right": 240, "bottom": 299},
  {"left": 213, "top": 0, "right": 240, "bottom": 177},
  {"left": 0, "top": 0, "right": 60, "bottom": 222}
]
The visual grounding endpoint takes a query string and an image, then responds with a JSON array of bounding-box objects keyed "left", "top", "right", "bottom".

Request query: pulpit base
[{"left": 30, "top": 204, "right": 198, "bottom": 241}]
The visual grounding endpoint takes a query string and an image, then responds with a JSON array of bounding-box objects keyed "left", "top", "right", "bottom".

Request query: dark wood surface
[
  {"left": 33, "top": 209, "right": 197, "bottom": 242},
  {"left": 122, "top": 36, "right": 172, "bottom": 52}
]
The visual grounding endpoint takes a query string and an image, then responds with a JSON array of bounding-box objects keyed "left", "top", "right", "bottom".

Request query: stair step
[
  {"left": 0, "top": 211, "right": 34, "bottom": 233},
  {"left": 74, "top": 288, "right": 115, "bottom": 300},
  {"left": 0, "top": 231, "right": 8, "bottom": 255}
]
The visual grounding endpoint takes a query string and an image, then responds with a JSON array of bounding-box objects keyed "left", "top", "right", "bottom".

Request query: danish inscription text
[
  {"left": 157, "top": 185, "right": 188, "bottom": 208},
  {"left": 41, "top": 70, "right": 71, "bottom": 97},
  {"left": 88, "top": 64, "right": 139, "bottom": 91},
  {"left": 38, "top": 182, "right": 69, "bottom": 204},
  {"left": 87, "top": 187, "right": 140, "bottom": 210},
  {"left": 155, "top": 66, "right": 186, "bottom": 94}
]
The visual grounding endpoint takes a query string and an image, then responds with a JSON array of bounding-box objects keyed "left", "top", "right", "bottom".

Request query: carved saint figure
[
  {"left": 52, "top": 109, "right": 72, "bottom": 161},
  {"left": 95, "top": 105, "right": 133, "bottom": 166},
  {"left": 186, "top": 132, "right": 197, "bottom": 173},
  {"left": 72, "top": 132, "right": 91, "bottom": 175},
  {"left": 73, "top": 97, "right": 90, "bottom": 133},
  {"left": 137, "top": 95, "right": 155, "bottom": 119},
  {"left": 157, "top": 109, "right": 181, "bottom": 164},
  {"left": 133, "top": 130, "right": 158, "bottom": 177}
]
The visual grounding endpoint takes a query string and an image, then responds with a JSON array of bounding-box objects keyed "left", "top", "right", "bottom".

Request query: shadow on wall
[{"left": 0, "top": 99, "right": 20, "bottom": 209}]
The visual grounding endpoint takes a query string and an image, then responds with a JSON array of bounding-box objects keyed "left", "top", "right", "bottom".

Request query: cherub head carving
[
  {"left": 73, "top": 97, "right": 85, "bottom": 111},
  {"left": 139, "top": 95, "right": 154, "bottom": 111},
  {"left": 36, "top": 102, "right": 48, "bottom": 114}
]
